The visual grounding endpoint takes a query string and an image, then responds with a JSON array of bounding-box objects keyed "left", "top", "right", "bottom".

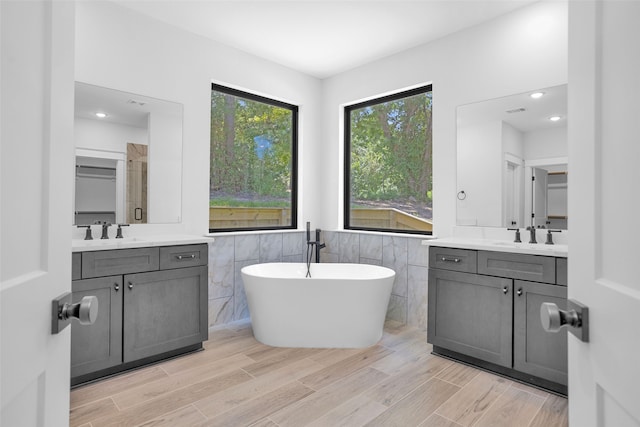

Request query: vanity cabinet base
[
  {"left": 427, "top": 246, "right": 568, "bottom": 395},
  {"left": 433, "top": 346, "right": 567, "bottom": 396},
  {"left": 71, "top": 244, "right": 208, "bottom": 387},
  {"left": 71, "top": 343, "right": 202, "bottom": 387}
]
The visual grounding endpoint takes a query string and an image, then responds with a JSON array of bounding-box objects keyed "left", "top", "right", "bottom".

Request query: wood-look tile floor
[{"left": 70, "top": 321, "right": 568, "bottom": 427}]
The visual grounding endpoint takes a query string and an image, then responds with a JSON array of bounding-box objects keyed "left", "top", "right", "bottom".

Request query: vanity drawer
[
  {"left": 82, "top": 247, "right": 160, "bottom": 279},
  {"left": 160, "top": 244, "right": 208, "bottom": 270},
  {"left": 72, "top": 253, "right": 82, "bottom": 280},
  {"left": 429, "top": 247, "right": 477, "bottom": 273},
  {"left": 478, "top": 251, "right": 555, "bottom": 283},
  {"left": 556, "top": 258, "right": 568, "bottom": 286}
]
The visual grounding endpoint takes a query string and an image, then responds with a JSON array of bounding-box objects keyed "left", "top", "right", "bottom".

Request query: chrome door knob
[
  {"left": 60, "top": 296, "right": 99, "bottom": 325},
  {"left": 540, "top": 302, "right": 580, "bottom": 333}
]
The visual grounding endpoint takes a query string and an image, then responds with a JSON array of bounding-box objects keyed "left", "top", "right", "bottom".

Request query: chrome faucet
[
  {"left": 526, "top": 226, "right": 537, "bottom": 244},
  {"left": 101, "top": 222, "right": 112, "bottom": 239}
]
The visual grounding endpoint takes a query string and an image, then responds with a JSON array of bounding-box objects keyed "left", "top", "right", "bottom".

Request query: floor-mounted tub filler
[{"left": 241, "top": 262, "right": 395, "bottom": 348}]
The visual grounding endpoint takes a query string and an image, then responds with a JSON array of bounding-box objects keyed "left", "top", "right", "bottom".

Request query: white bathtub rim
[{"left": 241, "top": 262, "right": 396, "bottom": 281}]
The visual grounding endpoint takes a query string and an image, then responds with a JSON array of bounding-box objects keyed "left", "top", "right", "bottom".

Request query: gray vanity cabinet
[
  {"left": 428, "top": 246, "right": 568, "bottom": 393},
  {"left": 70, "top": 276, "right": 123, "bottom": 378},
  {"left": 428, "top": 269, "right": 513, "bottom": 367},
  {"left": 513, "top": 280, "right": 568, "bottom": 385},
  {"left": 123, "top": 266, "right": 207, "bottom": 363},
  {"left": 71, "top": 243, "right": 208, "bottom": 386}
]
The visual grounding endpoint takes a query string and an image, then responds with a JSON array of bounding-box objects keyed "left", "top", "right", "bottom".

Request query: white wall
[
  {"left": 321, "top": 1, "right": 568, "bottom": 237},
  {"left": 74, "top": 1, "right": 323, "bottom": 237},
  {"left": 147, "top": 111, "right": 182, "bottom": 223},
  {"left": 523, "top": 126, "right": 568, "bottom": 160},
  {"left": 75, "top": 117, "right": 147, "bottom": 153},
  {"left": 503, "top": 122, "right": 525, "bottom": 159},
  {"left": 457, "top": 121, "right": 502, "bottom": 226},
  {"left": 74, "top": 1, "right": 568, "bottom": 240}
]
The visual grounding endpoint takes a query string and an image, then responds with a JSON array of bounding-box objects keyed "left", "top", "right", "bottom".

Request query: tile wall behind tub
[
  {"left": 321, "top": 231, "right": 430, "bottom": 329},
  {"left": 207, "top": 232, "right": 305, "bottom": 328},
  {"left": 207, "top": 231, "right": 429, "bottom": 330}
]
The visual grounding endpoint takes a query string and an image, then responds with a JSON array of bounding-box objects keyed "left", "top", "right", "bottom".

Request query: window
[
  {"left": 209, "top": 84, "right": 298, "bottom": 231},
  {"left": 344, "top": 85, "right": 433, "bottom": 234}
]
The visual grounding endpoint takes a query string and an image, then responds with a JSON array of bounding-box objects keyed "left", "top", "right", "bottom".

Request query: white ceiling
[
  {"left": 457, "top": 84, "right": 567, "bottom": 133},
  {"left": 75, "top": 82, "right": 182, "bottom": 128},
  {"left": 111, "top": 0, "right": 539, "bottom": 79}
]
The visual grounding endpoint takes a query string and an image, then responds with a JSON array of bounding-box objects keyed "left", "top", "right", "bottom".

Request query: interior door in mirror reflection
[
  {"left": 127, "top": 143, "right": 148, "bottom": 224},
  {"left": 532, "top": 167, "right": 548, "bottom": 228}
]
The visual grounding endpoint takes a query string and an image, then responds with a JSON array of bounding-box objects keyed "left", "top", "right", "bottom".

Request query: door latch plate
[
  {"left": 568, "top": 298, "right": 589, "bottom": 342},
  {"left": 51, "top": 292, "right": 72, "bottom": 334}
]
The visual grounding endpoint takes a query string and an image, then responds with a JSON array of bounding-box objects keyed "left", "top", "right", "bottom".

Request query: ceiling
[
  {"left": 75, "top": 82, "right": 182, "bottom": 128},
  {"left": 111, "top": 0, "right": 539, "bottom": 79},
  {"left": 457, "top": 84, "right": 567, "bottom": 133}
]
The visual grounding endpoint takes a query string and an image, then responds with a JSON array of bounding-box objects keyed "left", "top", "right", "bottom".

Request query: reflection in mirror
[
  {"left": 73, "top": 82, "right": 183, "bottom": 225},
  {"left": 456, "top": 84, "right": 567, "bottom": 230}
]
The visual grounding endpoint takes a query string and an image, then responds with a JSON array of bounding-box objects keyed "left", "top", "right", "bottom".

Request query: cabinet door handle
[
  {"left": 114, "top": 283, "right": 120, "bottom": 292},
  {"left": 517, "top": 288, "right": 523, "bottom": 296},
  {"left": 441, "top": 257, "right": 461, "bottom": 263},
  {"left": 503, "top": 286, "right": 509, "bottom": 294},
  {"left": 128, "top": 282, "right": 134, "bottom": 290},
  {"left": 176, "top": 254, "right": 196, "bottom": 260}
]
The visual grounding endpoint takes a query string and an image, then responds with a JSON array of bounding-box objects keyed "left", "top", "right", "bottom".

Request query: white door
[
  {"left": 1, "top": 1, "right": 75, "bottom": 425},
  {"left": 503, "top": 156, "right": 522, "bottom": 228},
  {"left": 568, "top": 1, "right": 640, "bottom": 426}
]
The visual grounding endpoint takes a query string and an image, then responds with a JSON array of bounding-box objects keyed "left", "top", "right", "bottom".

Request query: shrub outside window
[
  {"left": 344, "top": 85, "right": 433, "bottom": 234},
  {"left": 209, "top": 84, "right": 298, "bottom": 232}
]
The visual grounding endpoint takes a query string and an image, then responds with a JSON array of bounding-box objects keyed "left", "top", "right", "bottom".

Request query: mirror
[
  {"left": 73, "top": 82, "right": 183, "bottom": 225},
  {"left": 456, "top": 84, "right": 567, "bottom": 230}
]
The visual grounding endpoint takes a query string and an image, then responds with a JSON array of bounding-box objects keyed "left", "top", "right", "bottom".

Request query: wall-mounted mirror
[
  {"left": 456, "top": 84, "right": 567, "bottom": 230},
  {"left": 73, "top": 82, "right": 183, "bottom": 225}
]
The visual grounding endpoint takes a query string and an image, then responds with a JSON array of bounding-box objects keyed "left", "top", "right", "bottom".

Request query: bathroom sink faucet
[
  {"left": 115, "top": 224, "right": 130, "bottom": 239},
  {"left": 101, "top": 222, "right": 112, "bottom": 239},
  {"left": 545, "top": 229, "right": 562, "bottom": 245},
  {"left": 77, "top": 225, "right": 93, "bottom": 240},
  {"left": 526, "top": 226, "right": 537, "bottom": 244},
  {"left": 507, "top": 228, "right": 521, "bottom": 243}
]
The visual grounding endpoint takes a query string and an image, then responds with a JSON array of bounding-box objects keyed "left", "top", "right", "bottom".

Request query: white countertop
[
  {"left": 424, "top": 237, "right": 568, "bottom": 257},
  {"left": 72, "top": 234, "right": 213, "bottom": 252}
]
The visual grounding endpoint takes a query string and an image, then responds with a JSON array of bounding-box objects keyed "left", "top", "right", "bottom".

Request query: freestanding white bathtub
[{"left": 241, "top": 262, "right": 395, "bottom": 348}]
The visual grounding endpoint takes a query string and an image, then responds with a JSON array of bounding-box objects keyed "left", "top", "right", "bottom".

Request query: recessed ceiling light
[
  {"left": 95, "top": 112, "right": 108, "bottom": 118},
  {"left": 549, "top": 115, "right": 561, "bottom": 122},
  {"left": 530, "top": 92, "right": 545, "bottom": 99}
]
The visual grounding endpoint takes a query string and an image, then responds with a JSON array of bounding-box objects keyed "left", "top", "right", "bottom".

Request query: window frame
[
  {"left": 343, "top": 84, "right": 433, "bottom": 235},
  {"left": 209, "top": 83, "right": 298, "bottom": 233}
]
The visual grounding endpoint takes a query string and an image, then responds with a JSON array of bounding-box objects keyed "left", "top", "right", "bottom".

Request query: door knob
[
  {"left": 540, "top": 299, "right": 589, "bottom": 342},
  {"left": 52, "top": 292, "right": 99, "bottom": 334},
  {"left": 540, "top": 302, "right": 579, "bottom": 332},
  {"left": 60, "top": 296, "right": 99, "bottom": 325}
]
